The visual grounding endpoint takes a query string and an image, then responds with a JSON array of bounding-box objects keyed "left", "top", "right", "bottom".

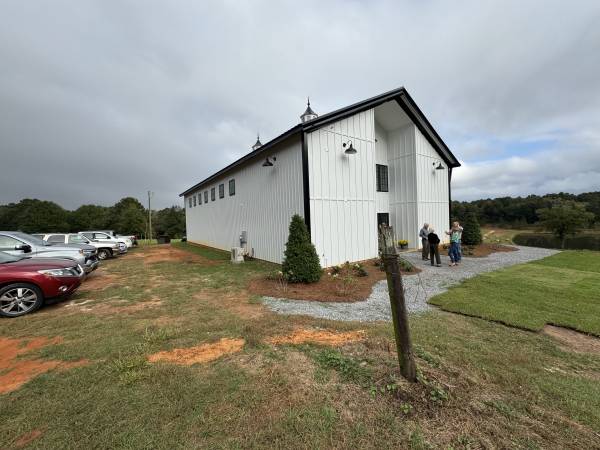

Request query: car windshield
[
  {"left": 0, "top": 252, "right": 23, "bottom": 264},
  {"left": 12, "top": 232, "right": 52, "bottom": 246}
]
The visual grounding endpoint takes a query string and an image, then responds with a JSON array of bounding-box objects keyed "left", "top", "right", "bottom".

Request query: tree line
[
  {"left": 451, "top": 191, "right": 600, "bottom": 226},
  {"left": 0, "top": 197, "right": 186, "bottom": 238}
]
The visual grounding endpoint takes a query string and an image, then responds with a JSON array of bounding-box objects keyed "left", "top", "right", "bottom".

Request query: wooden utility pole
[
  {"left": 378, "top": 225, "right": 417, "bottom": 382},
  {"left": 147, "top": 190, "right": 153, "bottom": 243}
]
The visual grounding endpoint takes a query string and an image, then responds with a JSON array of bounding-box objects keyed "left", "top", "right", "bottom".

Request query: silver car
[
  {"left": 34, "top": 233, "right": 121, "bottom": 261},
  {"left": 0, "top": 231, "right": 93, "bottom": 273}
]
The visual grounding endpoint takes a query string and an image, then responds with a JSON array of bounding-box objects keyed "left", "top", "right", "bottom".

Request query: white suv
[
  {"left": 79, "top": 232, "right": 128, "bottom": 258},
  {"left": 37, "top": 233, "right": 123, "bottom": 261}
]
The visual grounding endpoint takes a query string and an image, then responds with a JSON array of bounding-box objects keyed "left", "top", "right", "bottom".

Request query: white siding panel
[
  {"left": 415, "top": 127, "right": 450, "bottom": 246},
  {"left": 308, "top": 109, "right": 377, "bottom": 266},
  {"left": 184, "top": 136, "right": 304, "bottom": 264}
]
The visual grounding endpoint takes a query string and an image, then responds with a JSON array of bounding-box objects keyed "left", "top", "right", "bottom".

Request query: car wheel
[
  {"left": 97, "top": 249, "right": 112, "bottom": 260},
  {"left": 0, "top": 283, "right": 44, "bottom": 317}
]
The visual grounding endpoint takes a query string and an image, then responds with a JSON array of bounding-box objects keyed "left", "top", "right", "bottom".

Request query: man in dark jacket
[{"left": 427, "top": 228, "right": 442, "bottom": 267}]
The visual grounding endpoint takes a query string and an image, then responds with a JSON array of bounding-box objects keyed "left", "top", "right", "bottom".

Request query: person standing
[
  {"left": 446, "top": 221, "right": 463, "bottom": 266},
  {"left": 427, "top": 227, "right": 441, "bottom": 267},
  {"left": 419, "top": 223, "right": 430, "bottom": 260}
]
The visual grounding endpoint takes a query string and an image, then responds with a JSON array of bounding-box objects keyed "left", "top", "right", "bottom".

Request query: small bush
[
  {"left": 399, "top": 258, "right": 414, "bottom": 272},
  {"left": 282, "top": 214, "right": 322, "bottom": 283},
  {"left": 462, "top": 213, "right": 482, "bottom": 245}
]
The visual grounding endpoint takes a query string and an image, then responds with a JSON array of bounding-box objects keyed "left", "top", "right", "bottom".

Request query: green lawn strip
[{"left": 429, "top": 252, "right": 600, "bottom": 335}]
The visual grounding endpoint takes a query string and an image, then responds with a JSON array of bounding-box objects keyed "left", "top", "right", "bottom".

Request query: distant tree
[
  {"left": 69, "top": 204, "right": 110, "bottom": 231},
  {"left": 153, "top": 206, "right": 186, "bottom": 238},
  {"left": 282, "top": 214, "right": 321, "bottom": 283},
  {"left": 0, "top": 199, "right": 70, "bottom": 233},
  {"left": 462, "top": 212, "right": 482, "bottom": 245},
  {"left": 108, "top": 197, "right": 146, "bottom": 235},
  {"left": 536, "top": 200, "right": 594, "bottom": 248}
]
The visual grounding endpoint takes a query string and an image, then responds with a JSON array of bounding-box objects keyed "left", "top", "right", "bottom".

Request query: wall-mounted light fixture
[
  {"left": 432, "top": 161, "right": 444, "bottom": 170},
  {"left": 343, "top": 141, "right": 357, "bottom": 155},
  {"left": 262, "top": 156, "right": 276, "bottom": 167}
]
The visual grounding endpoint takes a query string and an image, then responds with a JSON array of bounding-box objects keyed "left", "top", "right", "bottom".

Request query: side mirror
[{"left": 15, "top": 244, "right": 32, "bottom": 253}]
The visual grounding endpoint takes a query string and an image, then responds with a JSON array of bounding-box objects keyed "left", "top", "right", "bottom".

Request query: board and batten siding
[
  {"left": 306, "top": 109, "right": 378, "bottom": 267},
  {"left": 185, "top": 135, "right": 304, "bottom": 264},
  {"left": 415, "top": 127, "right": 450, "bottom": 245}
]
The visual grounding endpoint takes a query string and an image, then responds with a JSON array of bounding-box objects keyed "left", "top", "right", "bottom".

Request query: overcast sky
[{"left": 1, "top": 0, "right": 599, "bottom": 209}]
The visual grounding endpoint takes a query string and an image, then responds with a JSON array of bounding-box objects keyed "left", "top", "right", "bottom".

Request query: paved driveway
[{"left": 262, "top": 246, "right": 559, "bottom": 322}]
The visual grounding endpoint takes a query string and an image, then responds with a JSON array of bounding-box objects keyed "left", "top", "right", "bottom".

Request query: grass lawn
[
  {"left": 1, "top": 244, "right": 599, "bottom": 449},
  {"left": 430, "top": 251, "right": 600, "bottom": 335},
  {"left": 481, "top": 227, "right": 534, "bottom": 244}
]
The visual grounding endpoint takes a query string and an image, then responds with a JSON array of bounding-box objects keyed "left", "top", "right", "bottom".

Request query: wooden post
[{"left": 379, "top": 225, "right": 417, "bottom": 382}]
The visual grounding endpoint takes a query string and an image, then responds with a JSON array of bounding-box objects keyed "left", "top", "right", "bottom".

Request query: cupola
[
  {"left": 252, "top": 134, "right": 263, "bottom": 150},
  {"left": 300, "top": 97, "right": 318, "bottom": 123}
]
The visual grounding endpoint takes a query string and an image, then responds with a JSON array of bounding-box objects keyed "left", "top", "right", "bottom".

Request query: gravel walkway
[{"left": 262, "top": 246, "right": 559, "bottom": 322}]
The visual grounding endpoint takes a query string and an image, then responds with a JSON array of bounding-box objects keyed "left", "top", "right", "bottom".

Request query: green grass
[
  {"left": 0, "top": 245, "right": 599, "bottom": 449},
  {"left": 430, "top": 251, "right": 600, "bottom": 335}
]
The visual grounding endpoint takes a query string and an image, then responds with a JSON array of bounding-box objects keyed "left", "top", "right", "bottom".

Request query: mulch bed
[
  {"left": 460, "top": 243, "right": 518, "bottom": 258},
  {"left": 248, "top": 259, "right": 419, "bottom": 302}
]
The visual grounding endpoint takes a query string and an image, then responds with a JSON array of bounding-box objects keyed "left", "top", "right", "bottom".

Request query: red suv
[{"left": 0, "top": 252, "right": 84, "bottom": 317}]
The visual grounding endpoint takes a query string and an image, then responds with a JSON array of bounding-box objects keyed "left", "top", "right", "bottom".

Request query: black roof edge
[
  {"left": 180, "top": 87, "right": 460, "bottom": 196},
  {"left": 179, "top": 124, "right": 302, "bottom": 197}
]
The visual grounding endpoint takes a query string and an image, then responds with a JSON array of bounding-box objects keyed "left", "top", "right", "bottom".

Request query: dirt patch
[
  {"left": 0, "top": 336, "right": 88, "bottom": 394},
  {"left": 14, "top": 429, "right": 44, "bottom": 448},
  {"left": 148, "top": 337, "right": 245, "bottom": 366},
  {"left": 267, "top": 328, "right": 366, "bottom": 346},
  {"left": 77, "top": 269, "right": 121, "bottom": 293},
  {"left": 193, "top": 290, "right": 265, "bottom": 319},
  {"left": 543, "top": 325, "right": 600, "bottom": 354},
  {"left": 132, "top": 245, "right": 215, "bottom": 265},
  {"left": 249, "top": 259, "right": 417, "bottom": 302},
  {"left": 73, "top": 297, "right": 163, "bottom": 314},
  {"left": 460, "top": 243, "right": 518, "bottom": 258}
]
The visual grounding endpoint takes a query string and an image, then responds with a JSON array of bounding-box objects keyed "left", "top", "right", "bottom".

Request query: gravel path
[{"left": 262, "top": 246, "right": 559, "bottom": 322}]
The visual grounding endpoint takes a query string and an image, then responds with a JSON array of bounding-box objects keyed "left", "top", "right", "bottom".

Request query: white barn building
[{"left": 180, "top": 87, "right": 460, "bottom": 267}]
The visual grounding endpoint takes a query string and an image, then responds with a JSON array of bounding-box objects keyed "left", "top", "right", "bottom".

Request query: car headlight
[{"left": 38, "top": 267, "right": 79, "bottom": 277}]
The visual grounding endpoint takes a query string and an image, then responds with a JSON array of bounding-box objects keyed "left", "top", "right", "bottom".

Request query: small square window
[
  {"left": 204, "top": 191, "right": 208, "bottom": 203},
  {"left": 229, "top": 179, "right": 235, "bottom": 196},
  {"left": 211, "top": 187, "right": 215, "bottom": 201},
  {"left": 193, "top": 195, "right": 197, "bottom": 207},
  {"left": 188, "top": 197, "right": 192, "bottom": 208},
  {"left": 219, "top": 183, "right": 224, "bottom": 199}
]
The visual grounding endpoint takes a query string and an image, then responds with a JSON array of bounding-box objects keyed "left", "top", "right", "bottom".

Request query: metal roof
[{"left": 180, "top": 87, "right": 460, "bottom": 196}]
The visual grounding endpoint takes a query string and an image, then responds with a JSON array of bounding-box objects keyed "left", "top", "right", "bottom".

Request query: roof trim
[{"left": 179, "top": 87, "right": 460, "bottom": 197}]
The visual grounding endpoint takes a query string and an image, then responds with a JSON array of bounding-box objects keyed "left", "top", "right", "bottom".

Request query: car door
[{"left": 0, "top": 234, "right": 33, "bottom": 256}]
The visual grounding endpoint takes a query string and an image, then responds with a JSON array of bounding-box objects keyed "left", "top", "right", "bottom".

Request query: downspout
[
  {"left": 448, "top": 167, "right": 453, "bottom": 227},
  {"left": 301, "top": 132, "right": 311, "bottom": 236}
]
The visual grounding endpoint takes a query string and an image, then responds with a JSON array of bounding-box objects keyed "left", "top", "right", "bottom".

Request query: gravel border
[{"left": 262, "top": 246, "right": 560, "bottom": 322}]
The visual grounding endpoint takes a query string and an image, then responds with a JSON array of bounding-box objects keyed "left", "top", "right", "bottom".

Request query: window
[
  {"left": 188, "top": 197, "right": 192, "bottom": 208},
  {"left": 198, "top": 192, "right": 202, "bottom": 205},
  {"left": 47, "top": 235, "right": 65, "bottom": 244},
  {"left": 219, "top": 184, "right": 224, "bottom": 198},
  {"left": 376, "top": 164, "right": 389, "bottom": 192},
  {"left": 229, "top": 179, "right": 235, "bottom": 196},
  {"left": 68, "top": 235, "right": 87, "bottom": 244},
  {"left": 377, "top": 213, "right": 390, "bottom": 227},
  {"left": 211, "top": 187, "right": 215, "bottom": 201},
  {"left": 204, "top": 191, "right": 208, "bottom": 203},
  {"left": 193, "top": 194, "right": 197, "bottom": 207},
  {"left": 0, "top": 234, "right": 21, "bottom": 250}
]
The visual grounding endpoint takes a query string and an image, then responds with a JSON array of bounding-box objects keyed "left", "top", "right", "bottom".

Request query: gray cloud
[{"left": 1, "top": 0, "right": 599, "bottom": 209}]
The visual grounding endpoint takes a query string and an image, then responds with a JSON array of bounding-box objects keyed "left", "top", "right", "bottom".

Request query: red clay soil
[
  {"left": 14, "top": 429, "right": 44, "bottom": 448},
  {"left": 267, "top": 329, "right": 366, "bottom": 346},
  {"left": 148, "top": 338, "right": 245, "bottom": 366},
  {"left": 0, "top": 336, "right": 88, "bottom": 394},
  {"left": 248, "top": 259, "right": 418, "bottom": 302},
  {"left": 132, "top": 245, "right": 215, "bottom": 265}
]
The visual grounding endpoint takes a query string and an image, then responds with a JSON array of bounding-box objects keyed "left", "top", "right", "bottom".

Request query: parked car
[
  {"left": 0, "top": 251, "right": 84, "bottom": 317},
  {"left": 31, "top": 233, "right": 99, "bottom": 265},
  {"left": 0, "top": 231, "right": 96, "bottom": 273},
  {"left": 101, "top": 230, "right": 138, "bottom": 247},
  {"left": 79, "top": 231, "right": 131, "bottom": 250},
  {"left": 34, "top": 233, "right": 121, "bottom": 261},
  {"left": 86, "top": 230, "right": 134, "bottom": 248}
]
